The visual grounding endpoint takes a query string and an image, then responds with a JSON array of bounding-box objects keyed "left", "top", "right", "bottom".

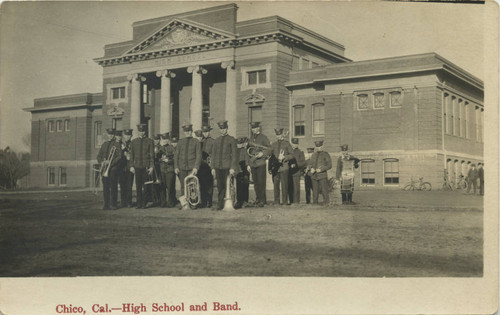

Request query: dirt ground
[{"left": 0, "top": 190, "right": 482, "bottom": 277}]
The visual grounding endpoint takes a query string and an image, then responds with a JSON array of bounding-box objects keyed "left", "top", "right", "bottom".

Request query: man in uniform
[
  {"left": 288, "top": 138, "right": 306, "bottom": 205},
  {"left": 174, "top": 123, "right": 202, "bottom": 205},
  {"left": 110, "top": 130, "right": 125, "bottom": 209},
  {"left": 310, "top": 140, "right": 332, "bottom": 205},
  {"left": 129, "top": 124, "right": 154, "bottom": 209},
  {"left": 169, "top": 136, "right": 179, "bottom": 207},
  {"left": 159, "top": 133, "right": 176, "bottom": 207},
  {"left": 265, "top": 128, "right": 294, "bottom": 206},
  {"left": 335, "top": 144, "right": 360, "bottom": 204},
  {"left": 235, "top": 136, "right": 250, "bottom": 209},
  {"left": 200, "top": 125, "right": 215, "bottom": 208},
  {"left": 466, "top": 163, "right": 478, "bottom": 195},
  {"left": 150, "top": 134, "right": 163, "bottom": 207},
  {"left": 120, "top": 129, "right": 134, "bottom": 207},
  {"left": 304, "top": 147, "right": 314, "bottom": 204},
  {"left": 248, "top": 122, "right": 270, "bottom": 207},
  {"left": 97, "top": 128, "right": 122, "bottom": 210},
  {"left": 210, "top": 121, "right": 238, "bottom": 210}
]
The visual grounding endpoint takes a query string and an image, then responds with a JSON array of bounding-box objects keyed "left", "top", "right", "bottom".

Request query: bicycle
[
  {"left": 455, "top": 175, "right": 468, "bottom": 191},
  {"left": 403, "top": 177, "right": 432, "bottom": 191}
]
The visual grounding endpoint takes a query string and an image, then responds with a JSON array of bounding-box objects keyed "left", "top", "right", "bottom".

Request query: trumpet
[
  {"left": 222, "top": 173, "right": 237, "bottom": 211},
  {"left": 179, "top": 173, "right": 200, "bottom": 210}
]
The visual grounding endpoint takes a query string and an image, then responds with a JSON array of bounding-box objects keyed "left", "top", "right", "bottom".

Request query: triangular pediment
[{"left": 126, "top": 18, "right": 234, "bottom": 55}]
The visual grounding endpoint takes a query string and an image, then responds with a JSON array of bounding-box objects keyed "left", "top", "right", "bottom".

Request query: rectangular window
[
  {"left": 312, "top": 103, "right": 325, "bottom": 136},
  {"left": 390, "top": 91, "right": 402, "bottom": 108},
  {"left": 357, "top": 94, "right": 369, "bottom": 110},
  {"left": 373, "top": 92, "right": 385, "bottom": 109},
  {"left": 56, "top": 120, "right": 63, "bottom": 132},
  {"left": 248, "top": 70, "right": 267, "bottom": 86},
  {"left": 249, "top": 106, "right": 262, "bottom": 135},
  {"left": 111, "top": 87, "right": 126, "bottom": 100},
  {"left": 112, "top": 118, "right": 123, "bottom": 130},
  {"left": 59, "top": 167, "right": 67, "bottom": 186},
  {"left": 48, "top": 120, "right": 55, "bottom": 133},
  {"left": 47, "top": 167, "right": 55, "bottom": 186},
  {"left": 361, "top": 160, "right": 375, "bottom": 185},
  {"left": 94, "top": 121, "right": 102, "bottom": 148},
  {"left": 293, "top": 105, "right": 305, "bottom": 137},
  {"left": 384, "top": 159, "right": 399, "bottom": 185},
  {"left": 64, "top": 119, "right": 70, "bottom": 131}
]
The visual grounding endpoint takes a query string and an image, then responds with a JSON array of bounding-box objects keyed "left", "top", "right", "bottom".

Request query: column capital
[
  {"left": 187, "top": 65, "right": 207, "bottom": 74},
  {"left": 221, "top": 60, "right": 235, "bottom": 70},
  {"left": 156, "top": 69, "right": 176, "bottom": 79},
  {"left": 127, "top": 73, "right": 147, "bottom": 82}
]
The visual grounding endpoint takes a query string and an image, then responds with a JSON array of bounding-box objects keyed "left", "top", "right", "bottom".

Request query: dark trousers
[
  {"left": 198, "top": 162, "right": 213, "bottom": 208},
  {"left": 102, "top": 176, "right": 111, "bottom": 209},
  {"left": 305, "top": 175, "right": 312, "bottom": 204},
  {"left": 289, "top": 174, "right": 301, "bottom": 204},
  {"left": 251, "top": 165, "right": 267, "bottom": 205},
  {"left": 479, "top": 180, "right": 484, "bottom": 195},
  {"left": 135, "top": 167, "right": 151, "bottom": 208},
  {"left": 160, "top": 171, "right": 176, "bottom": 207},
  {"left": 215, "top": 169, "right": 230, "bottom": 210},
  {"left": 236, "top": 170, "right": 250, "bottom": 207},
  {"left": 108, "top": 167, "right": 120, "bottom": 208},
  {"left": 122, "top": 170, "right": 134, "bottom": 206},
  {"left": 151, "top": 165, "right": 161, "bottom": 205},
  {"left": 467, "top": 178, "right": 477, "bottom": 194},
  {"left": 312, "top": 177, "right": 329, "bottom": 204},
  {"left": 273, "top": 170, "right": 289, "bottom": 204}
]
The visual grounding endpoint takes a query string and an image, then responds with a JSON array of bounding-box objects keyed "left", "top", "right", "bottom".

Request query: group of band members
[{"left": 97, "top": 120, "right": 361, "bottom": 210}]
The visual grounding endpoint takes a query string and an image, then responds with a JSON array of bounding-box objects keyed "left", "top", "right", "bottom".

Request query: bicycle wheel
[
  {"left": 459, "top": 180, "right": 468, "bottom": 190},
  {"left": 421, "top": 182, "right": 432, "bottom": 191},
  {"left": 403, "top": 184, "right": 413, "bottom": 191}
]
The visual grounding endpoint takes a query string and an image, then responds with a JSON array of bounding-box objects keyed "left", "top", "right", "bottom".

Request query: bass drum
[{"left": 340, "top": 170, "right": 354, "bottom": 193}]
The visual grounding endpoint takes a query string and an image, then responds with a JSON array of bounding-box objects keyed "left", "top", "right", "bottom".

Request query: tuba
[
  {"left": 247, "top": 142, "right": 269, "bottom": 157},
  {"left": 222, "top": 174, "right": 237, "bottom": 211},
  {"left": 179, "top": 173, "right": 200, "bottom": 210}
]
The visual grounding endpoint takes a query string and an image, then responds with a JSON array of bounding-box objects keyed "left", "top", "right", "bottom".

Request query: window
[
  {"left": 56, "top": 120, "right": 63, "bottom": 132},
  {"left": 64, "top": 119, "right": 70, "bottom": 131},
  {"left": 241, "top": 64, "right": 272, "bottom": 90},
  {"left": 249, "top": 106, "right": 262, "bottom": 135},
  {"left": 357, "top": 94, "right": 369, "bottom": 110},
  {"left": 312, "top": 103, "right": 325, "bottom": 136},
  {"left": 48, "top": 120, "right": 55, "bottom": 133},
  {"left": 112, "top": 118, "right": 123, "bottom": 130},
  {"left": 59, "top": 167, "right": 67, "bottom": 186},
  {"left": 373, "top": 92, "right": 385, "bottom": 109},
  {"left": 111, "top": 87, "right": 126, "bottom": 100},
  {"left": 248, "top": 70, "right": 266, "bottom": 86},
  {"left": 94, "top": 121, "right": 102, "bottom": 148},
  {"left": 293, "top": 105, "right": 305, "bottom": 137},
  {"left": 47, "top": 167, "right": 56, "bottom": 186},
  {"left": 361, "top": 159, "right": 375, "bottom": 185},
  {"left": 390, "top": 91, "right": 402, "bottom": 108},
  {"left": 384, "top": 159, "right": 399, "bottom": 185}
]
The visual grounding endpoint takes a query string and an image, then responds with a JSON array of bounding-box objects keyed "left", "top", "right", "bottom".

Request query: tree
[{"left": 0, "top": 147, "right": 30, "bottom": 189}]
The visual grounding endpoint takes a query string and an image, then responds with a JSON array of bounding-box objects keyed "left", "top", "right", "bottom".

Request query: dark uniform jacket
[
  {"left": 159, "top": 144, "right": 175, "bottom": 173},
  {"left": 478, "top": 167, "right": 484, "bottom": 181},
  {"left": 239, "top": 147, "right": 250, "bottom": 173},
  {"left": 121, "top": 140, "right": 132, "bottom": 170},
  {"left": 201, "top": 137, "right": 215, "bottom": 162},
  {"left": 248, "top": 133, "right": 270, "bottom": 168},
  {"left": 265, "top": 140, "right": 294, "bottom": 172},
  {"left": 467, "top": 168, "right": 478, "bottom": 180},
  {"left": 309, "top": 151, "right": 332, "bottom": 180},
  {"left": 130, "top": 136, "right": 154, "bottom": 169},
  {"left": 290, "top": 148, "right": 306, "bottom": 177},
  {"left": 174, "top": 136, "right": 202, "bottom": 171},
  {"left": 210, "top": 134, "right": 238, "bottom": 170},
  {"left": 97, "top": 140, "right": 123, "bottom": 170}
]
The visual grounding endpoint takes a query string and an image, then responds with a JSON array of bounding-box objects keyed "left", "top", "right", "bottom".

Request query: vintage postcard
[{"left": 0, "top": 1, "right": 497, "bottom": 314}]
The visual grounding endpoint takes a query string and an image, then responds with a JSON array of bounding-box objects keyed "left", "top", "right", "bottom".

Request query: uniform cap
[
  {"left": 181, "top": 124, "right": 193, "bottom": 132},
  {"left": 194, "top": 130, "right": 203, "bottom": 137},
  {"left": 291, "top": 138, "right": 299, "bottom": 144},
  {"left": 136, "top": 124, "right": 148, "bottom": 132},
  {"left": 217, "top": 120, "right": 228, "bottom": 129},
  {"left": 170, "top": 136, "right": 179, "bottom": 143},
  {"left": 123, "top": 129, "right": 133, "bottom": 136},
  {"left": 114, "top": 130, "right": 123, "bottom": 136},
  {"left": 340, "top": 144, "right": 349, "bottom": 151},
  {"left": 274, "top": 128, "right": 284, "bottom": 135},
  {"left": 106, "top": 128, "right": 115, "bottom": 135},
  {"left": 201, "top": 125, "right": 212, "bottom": 132},
  {"left": 160, "top": 132, "right": 170, "bottom": 139},
  {"left": 250, "top": 122, "right": 261, "bottom": 128},
  {"left": 314, "top": 140, "right": 324, "bottom": 147}
]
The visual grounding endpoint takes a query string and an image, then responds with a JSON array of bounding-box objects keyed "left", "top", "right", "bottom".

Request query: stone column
[
  {"left": 222, "top": 61, "right": 237, "bottom": 136},
  {"left": 187, "top": 65, "right": 207, "bottom": 131},
  {"left": 156, "top": 70, "right": 176, "bottom": 134},
  {"left": 127, "top": 73, "right": 141, "bottom": 134}
]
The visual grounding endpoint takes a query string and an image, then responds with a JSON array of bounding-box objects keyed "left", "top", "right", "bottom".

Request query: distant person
[
  {"left": 466, "top": 164, "right": 478, "bottom": 195},
  {"left": 478, "top": 163, "right": 484, "bottom": 196}
]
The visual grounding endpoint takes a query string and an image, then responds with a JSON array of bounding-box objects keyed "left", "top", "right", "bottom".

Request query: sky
[{"left": 0, "top": 1, "right": 487, "bottom": 153}]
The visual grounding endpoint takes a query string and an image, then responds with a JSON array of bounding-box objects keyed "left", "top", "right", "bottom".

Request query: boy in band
[
  {"left": 121, "top": 129, "right": 134, "bottom": 207},
  {"left": 174, "top": 123, "right": 202, "bottom": 202},
  {"left": 210, "top": 120, "right": 238, "bottom": 210},
  {"left": 265, "top": 128, "right": 294, "bottom": 206},
  {"left": 96, "top": 128, "right": 122, "bottom": 210},
  {"left": 169, "top": 136, "right": 179, "bottom": 206},
  {"left": 288, "top": 138, "right": 306, "bottom": 204},
  {"left": 129, "top": 124, "right": 154, "bottom": 209},
  {"left": 159, "top": 133, "right": 176, "bottom": 208},
  {"left": 248, "top": 122, "right": 270, "bottom": 207},
  {"left": 236, "top": 137, "right": 250, "bottom": 208},
  {"left": 310, "top": 140, "right": 332, "bottom": 205},
  {"left": 304, "top": 147, "right": 314, "bottom": 204},
  {"left": 199, "top": 126, "right": 214, "bottom": 208}
]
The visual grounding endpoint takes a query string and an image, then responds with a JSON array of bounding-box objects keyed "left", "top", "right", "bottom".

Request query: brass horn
[
  {"left": 222, "top": 173, "right": 237, "bottom": 211},
  {"left": 179, "top": 173, "right": 200, "bottom": 210}
]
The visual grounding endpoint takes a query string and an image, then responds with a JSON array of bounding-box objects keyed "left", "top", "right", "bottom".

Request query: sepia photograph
[{"left": 0, "top": 1, "right": 497, "bottom": 314}]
